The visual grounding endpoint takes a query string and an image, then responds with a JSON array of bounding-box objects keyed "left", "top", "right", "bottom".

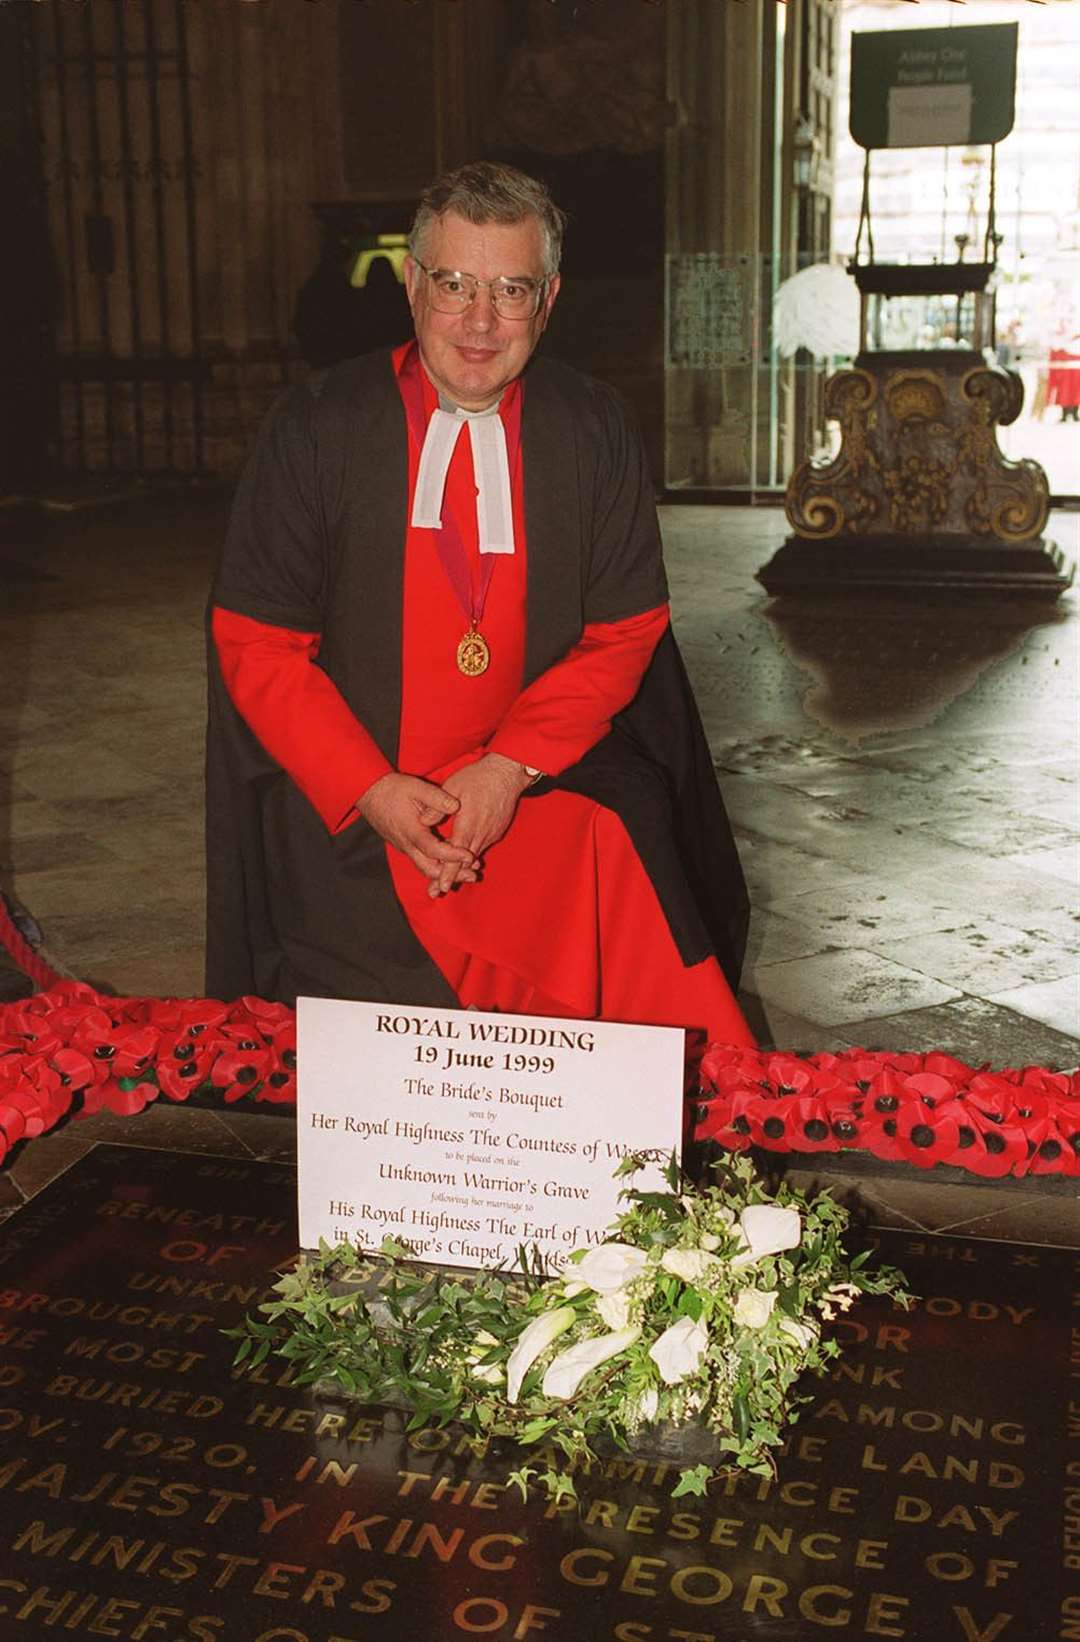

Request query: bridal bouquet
[{"left": 230, "top": 1153, "right": 910, "bottom": 1499}]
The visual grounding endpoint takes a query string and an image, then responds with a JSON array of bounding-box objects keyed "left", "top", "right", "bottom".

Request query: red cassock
[{"left": 213, "top": 346, "right": 752, "bottom": 1048}]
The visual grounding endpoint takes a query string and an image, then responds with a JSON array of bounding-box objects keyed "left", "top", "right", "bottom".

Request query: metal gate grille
[{"left": 31, "top": 0, "right": 206, "bottom": 476}]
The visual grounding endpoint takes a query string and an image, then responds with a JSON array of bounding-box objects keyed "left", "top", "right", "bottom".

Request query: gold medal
[{"left": 456, "top": 626, "right": 490, "bottom": 677}]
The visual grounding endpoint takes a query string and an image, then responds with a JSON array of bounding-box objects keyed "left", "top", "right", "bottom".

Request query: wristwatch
[{"left": 522, "top": 764, "right": 543, "bottom": 785}]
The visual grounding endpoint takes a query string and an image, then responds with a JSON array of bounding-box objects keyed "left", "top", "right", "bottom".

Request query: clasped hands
[{"left": 357, "top": 753, "right": 533, "bottom": 898}]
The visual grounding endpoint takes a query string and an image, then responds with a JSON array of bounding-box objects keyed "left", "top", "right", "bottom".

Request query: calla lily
[
  {"left": 733, "top": 1287, "right": 776, "bottom": 1330},
  {"left": 649, "top": 1315, "right": 709, "bottom": 1385},
  {"left": 541, "top": 1327, "right": 641, "bottom": 1400},
  {"left": 574, "top": 1243, "right": 649, "bottom": 1294},
  {"left": 661, "top": 1247, "right": 718, "bottom": 1284},
  {"left": 506, "top": 1306, "right": 575, "bottom": 1404},
  {"left": 731, "top": 1205, "right": 801, "bottom": 1269}
]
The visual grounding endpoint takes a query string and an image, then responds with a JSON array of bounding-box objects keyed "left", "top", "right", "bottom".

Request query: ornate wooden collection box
[{"left": 760, "top": 260, "right": 1071, "bottom": 597}]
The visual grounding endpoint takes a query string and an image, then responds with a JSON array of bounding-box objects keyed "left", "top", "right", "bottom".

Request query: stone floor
[{"left": 0, "top": 488, "right": 1077, "bottom": 1243}]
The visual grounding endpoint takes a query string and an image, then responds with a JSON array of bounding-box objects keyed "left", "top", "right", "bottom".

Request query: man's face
[{"left": 404, "top": 211, "right": 560, "bottom": 410}]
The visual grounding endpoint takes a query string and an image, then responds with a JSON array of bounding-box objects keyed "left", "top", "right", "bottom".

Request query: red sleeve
[
  {"left": 211, "top": 605, "right": 392, "bottom": 833},
  {"left": 487, "top": 603, "right": 669, "bottom": 777}
]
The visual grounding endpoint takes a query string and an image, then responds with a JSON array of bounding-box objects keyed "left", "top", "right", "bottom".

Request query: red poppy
[
  {"left": 1011, "top": 1113, "right": 1078, "bottom": 1178},
  {"left": 922, "top": 1051, "right": 976, "bottom": 1082},
  {"left": 953, "top": 1105, "right": 1028, "bottom": 1179},
  {"left": 0, "top": 1057, "right": 71, "bottom": 1142},
  {"left": 93, "top": 1079, "right": 161, "bottom": 1119},
  {"left": 259, "top": 1065, "right": 297, "bottom": 1104},
  {"left": 820, "top": 1085, "right": 865, "bottom": 1149},
  {"left": 858, "top": 1115, "right": 908, "bottom": 1165},
  {"left": 210, "top": 1029, "right": 275, "bottom": 1102},
  {"left": 718, "top": 1090, "right": 777, "bottom": 1155},
  {"left": 892, "top": 1099, "right": 961, "bottom": 1168},
  {"left": 156, "top": 1038, "right": 219, "bottom": 1102},
  {"left": 755, "top": 1092, "right": 808, "bottom": 1153},
  {"left": 901, "top": 1071, "right": 958, "bottom": 1106},
  {"left": 235, "top": 995, "right": 293, "bottom": 1035},
  {"left": 700, "top": 1044, "right": 762, "bottom": 1092},
  {"left": 144, "top": 998, "right": 231, "bottom": 1034},
  {"left": 1016, "top": 1066, "right": 1076, "bottom": 1101}
]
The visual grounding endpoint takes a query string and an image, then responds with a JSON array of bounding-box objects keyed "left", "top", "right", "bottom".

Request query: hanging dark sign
[{"left": 850, "top": 23, "right": 1018, "bottom": 151}]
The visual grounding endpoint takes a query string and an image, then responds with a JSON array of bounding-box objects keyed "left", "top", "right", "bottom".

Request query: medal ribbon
[{"left": 398, "top": 344, "right": 522, "bottom": 634}]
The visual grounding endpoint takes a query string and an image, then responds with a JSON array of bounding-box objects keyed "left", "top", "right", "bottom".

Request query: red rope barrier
[{"left": 0, "top": 895, "right": 64, "bottom": 993}]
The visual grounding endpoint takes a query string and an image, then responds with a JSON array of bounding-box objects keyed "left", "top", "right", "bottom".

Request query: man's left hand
[{"left": 431, "top": 753, "right": 533, "bottom": 897}]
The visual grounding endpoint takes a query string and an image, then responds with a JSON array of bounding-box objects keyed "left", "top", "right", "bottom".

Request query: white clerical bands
[{"left": 411, "top": 402, "right": 515, "bottom": 556}]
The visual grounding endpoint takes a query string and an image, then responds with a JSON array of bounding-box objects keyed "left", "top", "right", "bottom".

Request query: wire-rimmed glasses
[{"left": 415, "top": 263, "right": 548, "bottom": 319}]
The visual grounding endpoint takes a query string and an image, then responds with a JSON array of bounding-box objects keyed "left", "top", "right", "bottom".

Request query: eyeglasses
[{"left": 415, "top": 263, "right": 547, "bottom": 319}]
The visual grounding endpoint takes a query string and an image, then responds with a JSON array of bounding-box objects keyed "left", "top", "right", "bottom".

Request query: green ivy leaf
[
  {"left": 672, "top": 1464, "right": 713, "bottom": 1498},
  {"left": 678, "top": 1289, "right": 704, "bottom": 1321}
]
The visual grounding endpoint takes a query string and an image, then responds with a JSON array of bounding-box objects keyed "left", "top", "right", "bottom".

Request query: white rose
[
  {"left": 542, "top": 1328, "right": 641, "bottom": 1400},
  {"left": 660, "top": 1247, "right": 718, "bottom": 1284},
  {"left": 732, "top": 1205, "right": 801, "bottom": 1269},
  {"left": 574, "top": 1244, "right": 649, "bottom": 1294},
  {"left": 648, "top": 1315, "right": 709, "bottom": 1386},
  {"left": 778, "top": 1316, "right": 817, "bottom": 1352},
  {"left": 505, "top": 1306, "right": 575, "bottom": 1404},
  {"left": 699, "top": 1232, "right": 721, "bottom": 1251},
  {"left": 597, "top": 1289, "right": 632, "bottom": 1331},
  {"left": 733, "top": 1288, "right": 777, "bottom": 1330}
]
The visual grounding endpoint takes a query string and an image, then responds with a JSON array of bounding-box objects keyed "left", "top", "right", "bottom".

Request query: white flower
[
  {"left": 637, "top": 1386, "right": 659, "bottom": 1423},
  {"left": 562, "top": 1280, "right": 589, "bottom": 1298},
  {"left": 542, "top": 1327, "right": 641, "bottom": 1400},
  {"left": 731, "top": 1205, "right": 801, "bottom": 1269},
  {"left": 733, "top": 1288, "right": 777, "bottom": 1330},
  {"left": 505, "top": 1306, "right": 575, "bottom": 1404},
  {"left": 467, "top": 1330, "right": 504, "bottom": 1385},
  {"left": 574, "top": 1244, "right": 649, "bottom": 1294},
  {"left": 661, "top": 1247, "right": 718, "bottom": 1285},
  {"left": 823, "top": 1281, "right": 860, "bottom": 1313},
  {"left": 648, "top": 1315, "right": 709, "bottom": 1385},
  {"left": 699, "top": 1209, "right": 736, "bottom": 1251},
  {"left": 597, "top": 1289, "right": 632, "bottom": 1331},
  {"left": 778, "top": 1316, "right": 817, "bottom": 1352}
]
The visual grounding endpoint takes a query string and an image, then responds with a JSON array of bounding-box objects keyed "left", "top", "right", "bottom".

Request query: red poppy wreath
[{"left": 0, "top": 984, "right": 1077, "bottom": 1181}]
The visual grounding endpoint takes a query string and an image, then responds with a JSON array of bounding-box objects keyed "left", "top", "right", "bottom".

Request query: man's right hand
[{"left": 357, "top": 772, "right": 478, "bottom": 887}]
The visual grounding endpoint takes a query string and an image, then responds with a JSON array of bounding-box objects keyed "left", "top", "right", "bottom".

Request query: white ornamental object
[{"left": 773, "top": 263, "right": 860, "bottom": 360}]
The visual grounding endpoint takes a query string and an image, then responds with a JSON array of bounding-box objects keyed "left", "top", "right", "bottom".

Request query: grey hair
[{"left": 409, "top": 161, "right": 567, "bottom": 277}]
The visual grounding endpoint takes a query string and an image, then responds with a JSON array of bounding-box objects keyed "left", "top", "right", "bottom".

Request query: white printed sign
[
  {"left": 296, "top": 997, "right": 684, "bottom": 1272},
  {"left": 887, "top": 83, "right": 972, "bottom": 149}
]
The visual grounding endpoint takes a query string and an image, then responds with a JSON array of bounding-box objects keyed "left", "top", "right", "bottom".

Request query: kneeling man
[{"left": 206, "top": 161, "right": 752, "bottom": 1049}]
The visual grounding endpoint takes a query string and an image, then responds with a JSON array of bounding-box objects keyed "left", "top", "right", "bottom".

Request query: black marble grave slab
[{"left": 0, "top": 1144, "right": 1077, "bottom": 1642}]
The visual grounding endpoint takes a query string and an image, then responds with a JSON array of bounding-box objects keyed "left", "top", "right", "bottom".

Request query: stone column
[{"left": 665, "top": 0, "right": 771, "bottom": 489}]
